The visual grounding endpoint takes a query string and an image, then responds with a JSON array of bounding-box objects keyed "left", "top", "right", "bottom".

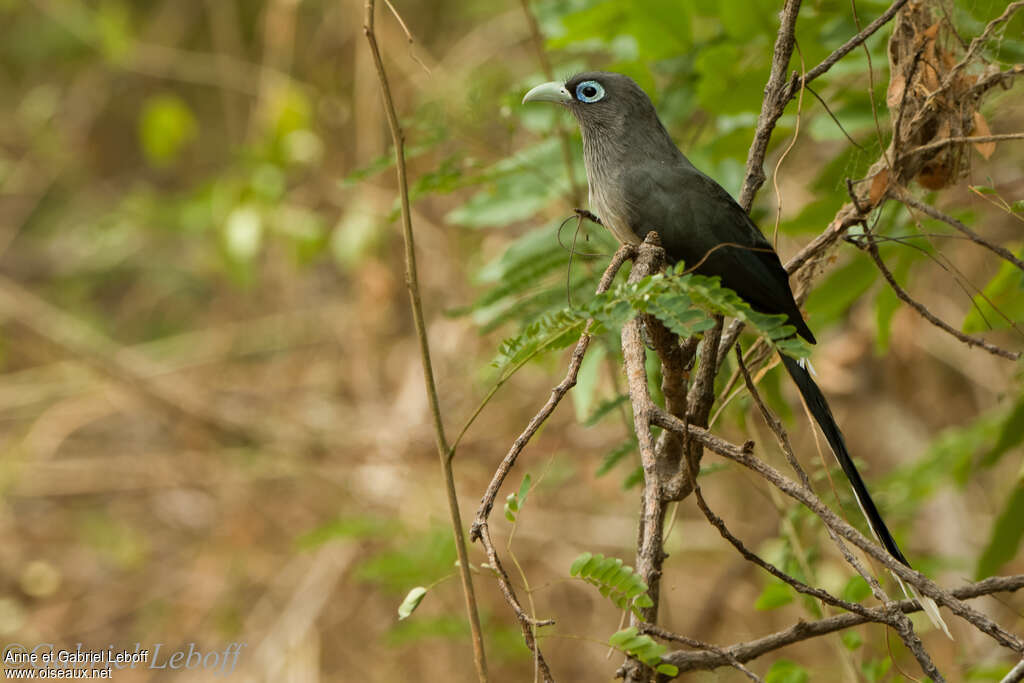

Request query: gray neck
[{"left": 578, "top": 110, "right": 688, "bottom": 194}]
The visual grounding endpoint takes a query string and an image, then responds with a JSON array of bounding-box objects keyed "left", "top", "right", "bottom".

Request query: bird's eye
[{"left": 575, "top": 80, "right": 605, "bottom": 103}]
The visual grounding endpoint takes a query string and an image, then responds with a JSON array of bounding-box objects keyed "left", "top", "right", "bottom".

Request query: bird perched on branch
[{"left": 523, "top": 71, "right": 949, "bottom": 636}]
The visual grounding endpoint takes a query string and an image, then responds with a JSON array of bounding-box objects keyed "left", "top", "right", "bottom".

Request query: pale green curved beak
[{"left": 522, "top": 81, "right": 572, "bottom": 105}]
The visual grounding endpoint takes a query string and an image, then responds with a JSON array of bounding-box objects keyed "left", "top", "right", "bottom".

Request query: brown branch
[
  {"left": 722, "top": 0, "right": 912, "bottom": 365},
  {"left": 361, "top": 2, "right": 488, "bottom": 679},
  {"left": 734, "top": 349, "right": 892, "bottom": 608},
  {"left": 693, "top": 486, "right": 877, "bottom": 619},
  {"left": 698, "top": 467, "right": 943, "bottom": 678},
  {"left": 468, "top": 244, "right": 634, "bottom": 678},
  {"left": 969, "top": 64, "right": 1024, "bottom": 98},
  {"left": 944, "top": 1, "right": 1024, "bottom": 89},
  {"left": 1002, "top": 659, "right": 1024, "bottom": 683},
  {"left": 661, "top": 574, "right": 1024, "bottom": 674},
  {"left": 739, "top": 0, "right": 912, "bottom": 210},
  {"left": 861, "top": 232, "right": 1021, "bottom": 361},
  {"left": 738, "top": 0, "right": 802, "bottom": 211},
  {"left": 666, "top": 316, "right": 723, "bottom": 500},
  {"left": 620, "top": 236, "right": 670, "bottom": 683}
]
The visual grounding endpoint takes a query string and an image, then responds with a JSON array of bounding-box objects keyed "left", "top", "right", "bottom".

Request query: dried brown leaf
[
  {"left": 917, "top": 161, "right": 952, "bottom": 189},
  {"left": 887, "top": 73, "right": 906, "bottom": 109},
  {"left": 972, "top": 111, "right": 996, "bottom": 159},
  {"left": 870, "top": 169, "right": 890, "bottom": 205}
]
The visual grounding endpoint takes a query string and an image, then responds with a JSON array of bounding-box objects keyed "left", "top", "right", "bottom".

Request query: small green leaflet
[
  {"left": 766, "top": 658, "right": 809, "bottom": 683},
  {"left": 755, "top": 580, "right": 794, "bottom": 610},
  {"left": 398, "top": 586, "right": 428, "bottom": 620},
  {"left": 504, "top": 473, "right": 533, "bottom": 522},
  {"left": 842, "top": 575, "right": 872, "bottom": 603}
]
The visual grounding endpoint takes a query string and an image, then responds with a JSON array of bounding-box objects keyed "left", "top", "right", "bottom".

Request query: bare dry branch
[
  {"left": 661, "top": 575, "right": 1024, "bottom": 674},
  {"left": 904, "top": 133, "right": 1024, "bottom": 157}
]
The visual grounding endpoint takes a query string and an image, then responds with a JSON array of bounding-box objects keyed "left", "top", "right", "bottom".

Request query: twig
[
  {"left": 666, "top": 316, "right": 723, "bottom": 501},
  {"left": 1002, "top": 659, "right": 1024, "bottom": 683},
  {"left": 661, "top": 574, "right": 1024, "bottom": 674},
  {"left": 944, "top": 1, "right": 1024, "bottom": 89},
  {"left": 477, "top": 524, "right": 555, "bottom": 682},
  {"left": 693, "top": 486, "right": 877, "bottom": 619},
  {"left": 861, "top": 231, "right": 1021, "bottom": 361},
  {"left": 897, "top": 192, "right": 1024, "bottom": 273},
  {"left": 904, "top": 133, "right": 1024, "bottom": 157},
  {"left": 733, "top": 348, "right": 945, "bottom": 677},
  {"left": 471, "top": 244, "right": 633, "bottom": 532},
  {"left": 619, "top": 237, "right": 670, "bottom": 683},
  {"left": 469, "top": 244, "right": 633, "bottom": 679},
  {"left": 361, "top": 2, "right": 488, "bottom": 679},
  {"left": 791, "top": 0, "right": 911, "bottom": 97}
]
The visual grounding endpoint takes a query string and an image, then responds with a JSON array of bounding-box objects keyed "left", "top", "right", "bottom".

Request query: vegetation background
[{"left": 0, "top": 0, "right": 1022, "bottom": 680}]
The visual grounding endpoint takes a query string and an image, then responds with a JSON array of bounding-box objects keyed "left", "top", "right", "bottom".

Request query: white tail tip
[
  {"left": 797, "top": 357, "right": 817, "bottom": 376},
  {"left": 896, "top": 575, "right": 952, "bottom": 639}
]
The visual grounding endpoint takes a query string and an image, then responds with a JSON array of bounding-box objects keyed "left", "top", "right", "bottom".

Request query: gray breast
[{"left": 582, "top": 128, "right": 641, "bottom": 246}]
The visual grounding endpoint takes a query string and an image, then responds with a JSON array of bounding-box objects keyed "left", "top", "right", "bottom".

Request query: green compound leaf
[{"left": 569, "top": 552, "right": 655, "bottom": 615}]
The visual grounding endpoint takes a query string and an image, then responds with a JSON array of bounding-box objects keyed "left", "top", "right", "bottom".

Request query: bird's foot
[{"left": 573, "top": 208, "right": 602, "bottom": 225}]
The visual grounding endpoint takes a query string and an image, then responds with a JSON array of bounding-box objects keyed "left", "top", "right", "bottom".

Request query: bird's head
[{"left": 522, "top": 71, "right": 657, "bottom": 133}]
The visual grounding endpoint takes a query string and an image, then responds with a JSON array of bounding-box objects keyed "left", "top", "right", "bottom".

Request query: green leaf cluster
[
  {"left": 569, "top": 552, "right": 654, "bottom": 613},
  {"left": 608, "top": 627, "right": 678, "bottom": 676},
  {"left": 491, "top": 264, "right": 809, "bottom": 375}
]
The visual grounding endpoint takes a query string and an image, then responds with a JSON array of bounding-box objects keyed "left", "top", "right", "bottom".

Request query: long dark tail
[
  {"left": 778, "top": 353, "right": 910, "bottom": 567},
  {"left": 780, "top": 352, "right": 951, "bottom": 636},
  {"left": 780, "top": 352, "right": 952, "bottom": 636}
]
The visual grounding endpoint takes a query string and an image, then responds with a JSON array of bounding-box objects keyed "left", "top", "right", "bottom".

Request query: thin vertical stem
[{"left": 362, "top": 3, "right": 488, "bottom": 680}]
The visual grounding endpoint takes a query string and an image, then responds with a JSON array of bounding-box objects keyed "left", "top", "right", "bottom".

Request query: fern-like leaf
[{"left": 569, "top": 552, "right": 654, "bottom": 613}]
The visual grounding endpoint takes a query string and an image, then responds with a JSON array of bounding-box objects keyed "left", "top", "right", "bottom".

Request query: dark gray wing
[{"left": 621, "top": 160, "right": 815, "bottom": 343}]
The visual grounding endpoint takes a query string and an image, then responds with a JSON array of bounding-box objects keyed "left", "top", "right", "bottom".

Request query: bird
[{"left": 523, "top": 71, "right": 949, "bottom": 636}]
